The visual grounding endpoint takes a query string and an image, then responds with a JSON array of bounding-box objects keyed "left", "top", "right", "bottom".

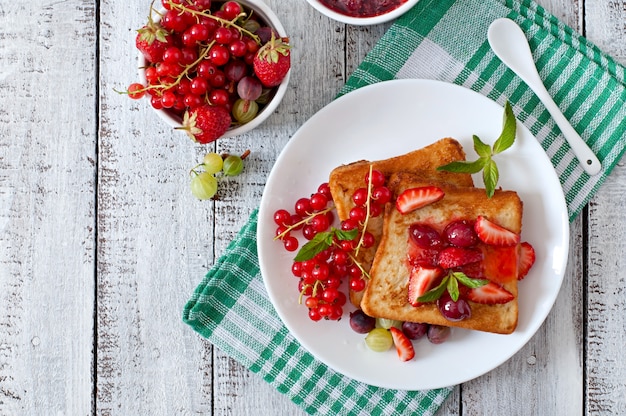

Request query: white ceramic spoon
[{"left": 488, "top": 18, "right": 601, "bottom": 176}]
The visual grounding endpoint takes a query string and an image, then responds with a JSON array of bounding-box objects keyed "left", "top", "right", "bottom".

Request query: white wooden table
[{"left": 1, "top": 0, "right": 625, "bottom": 414}]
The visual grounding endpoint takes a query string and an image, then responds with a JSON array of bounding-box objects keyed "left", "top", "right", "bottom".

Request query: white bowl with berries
[
  {"left": 130, "top": 0, "right": 291, "bottom": 143},
  {"left": 305, "top": 0, "right": 419, "bottom": 25}
]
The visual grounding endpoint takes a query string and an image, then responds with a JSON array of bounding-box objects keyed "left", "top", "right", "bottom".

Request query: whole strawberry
[
  {"left": 179, "top": 105, "right": 232, "bottom": 144},
  {"left": 253, "top": 33, "right": 291, "bottom": 87},
  {"left": 136, "top": 15, "right": 170, "bottom": 63}
]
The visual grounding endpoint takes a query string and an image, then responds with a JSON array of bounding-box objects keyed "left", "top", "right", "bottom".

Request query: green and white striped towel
[{"left": 184, "top": 0, "right": 626, "bottom": 414}]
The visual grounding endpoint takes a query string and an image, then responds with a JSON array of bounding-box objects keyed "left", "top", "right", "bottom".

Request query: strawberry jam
[
  {"left": 318, "top": 0, "right": 409, "bottom": 18},
  {"left": 406, "top": 220, "right": 520, "bottom": 283}
]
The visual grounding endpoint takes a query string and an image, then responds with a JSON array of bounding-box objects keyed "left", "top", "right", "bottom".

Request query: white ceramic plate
[{"left": 258, "top": 79, "right": 569, "bottom": 390}]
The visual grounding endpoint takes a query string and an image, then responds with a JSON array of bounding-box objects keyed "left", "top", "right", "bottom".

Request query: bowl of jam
[{"left": 306, "top": 0, "right": 419, "bottom": 25}]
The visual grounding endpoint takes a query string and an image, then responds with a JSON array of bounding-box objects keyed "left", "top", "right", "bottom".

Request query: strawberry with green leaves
[
  {"left": 136, "top": 11, "right": 170, "bottom": 63},
  {"left": 253, "top": 33, "right": 291, "bottom": 87},
  {"left": 179, "top": 105, "right": 232, "bottom": 144}
]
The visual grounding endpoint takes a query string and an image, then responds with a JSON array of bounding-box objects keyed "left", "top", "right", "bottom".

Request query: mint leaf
[
  {"left": 437, "top": 100, "right": 516, "bottom": 198},
  {"left": 452, "top": 272, "right": 489, "bottom": 289},
  {"left": 447, "top": 274, "right": 460, "bottom": 301},
  {"left": 293, "top": 227, "right": 358, "bottom": 262},
  {"left": 437, "top": 158, "right": 486, "bottom": 174},
  {"left": 416, "top": 276, "right": 449, "bottom": 303},
  {"left": 334, "top": 228, "right": 358, "bottom": 241},
  {"left": 473, "top": 135, "right": 492, "bottom": 158},
  {"left": 293, "top": 231, "right": 333, "bottom": 261},
  {"left": 483, "top": 159, "right": 499, "bottom": 198},
  {"left": 493, "top": 101, "right": 516, "bottom": 154}
]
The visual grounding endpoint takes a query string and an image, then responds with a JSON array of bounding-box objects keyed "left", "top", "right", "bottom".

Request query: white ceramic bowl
[
  {"left": 138, "top": 0, "right": 290, "bottom": 139},
  {"left": 305, "top": 0, "right": 419, "bottom": 25}
]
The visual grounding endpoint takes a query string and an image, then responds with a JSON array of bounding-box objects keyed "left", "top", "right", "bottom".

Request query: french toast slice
[
  {"left": 361, "top": 172, "right": 523, "bottom": 334},
  {"left": 328, "top": 138, "right": 474, "bottom": 307}
]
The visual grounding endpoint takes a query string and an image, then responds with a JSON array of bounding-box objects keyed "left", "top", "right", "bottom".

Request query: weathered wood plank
[
  {"left": 583, "top": 1, "right": 626, "bottom": 414},
  {"left": 0, "top": 1, "right": 96, "bottom": 414},
  {"left": 97, "top": 1, "right": 216, "bottom": 414}
]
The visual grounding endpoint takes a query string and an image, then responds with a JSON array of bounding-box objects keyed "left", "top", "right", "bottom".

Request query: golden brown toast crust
[
  {"left": 361, "top": 174, "right": 523, "bottom": 334},
  {"left": 328, "top": 138, "right": 474, "bottom": 307}
]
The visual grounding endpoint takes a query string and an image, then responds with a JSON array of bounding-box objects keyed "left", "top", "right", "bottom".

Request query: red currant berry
[
  {"left": 310, "top": 214, "right": 330, "bottom": 232},
  {"left": 162, "top": 46, "right": 183, "bottom": 64},
  {"left": 180, "top": 47, "right": 198, "bottom": 65},
  {"left": 208, "top": 70, "right": 226, "bottom": 87},
  {"left": 311, "top": 263, "right": 330, "bottom": 281},
  {"left": 361, "top": 231, "right": 376, "bottom": 248},
  {"left": 221, "top": 1, "right": 243, "bottom": 19},
  {"left": 332, "top": 250, "right": 348, "bottom": 265},
  {"left": 274, "top": 209, "right": 291, "bottom": 226},
  {"left": 369, "top": 202, "right": 383, "bottom": 217},
  {"left": 214, "top": 27, "right": 233, "bottom": 44},
  {"left": 309, "top": 192, "right": 328, "bottom": 211},
  {"left": 209, "top": 44, "right": 230, "bottom": 66},
  {"left": 352, "top": 188, "right": 368, "bottom": 206},
  {"left": 308, "top": 308, "right": 322, "bottom": 321},
  {"left": 294, "top": 198, "right": 312, "bottom": 216},
  {"left": 302, "top": 224, "right": 317, "bottom": 240},
  {"left": 291, "top": 261, "right": 303, "bottom": 277},
  {"left": 349, "top": 277, "right": 366, "bottom": 292},
  {"left": 183, "top": 94, "right": 204, "bottom": 109},
  {"left": 349, "top": 206, "right": 366, "bottom": 223},
  {"left": 229, "top": 39, "right": 248, "bottom": 58},
  {"left": 283, "top": 236, "right": 299, "bottom": 252},
  {"left": 162, "top": 10, "right": 188, "bottom": 32},
  {"left": 190, "top": 77, "right": 209, "bottom": 95},
  {"left": 209, "top": 89, "right": 230, "bottom": 107},
  {"left": 340, "top": 219, "right": 358, "bottom": 231},
  {"left": 365, "top": 169, "right": 386, "bottom": 187},
  {"left": 127, "top": 83, "right": 145, "bottom": 99},
  {"left": 321, "top": 287, "right": 339, "bottom": 303},
  {"left": 150, "top": 95, "right": 164, "bottom": 109},
  {"left": 189, "top": 23, "right": 210, "bottom": 42},
  {"left": 305, "top": 296, "right": 319, "bottom": 309},
  {"left": 160, "top": 90, "right": 177, "bottom": 108},
  {"left": 372, "top": 186, "right": 391, "bottom": 204},
  {"left": 317, "top": 182, "right": 332, "bottom": 199}
]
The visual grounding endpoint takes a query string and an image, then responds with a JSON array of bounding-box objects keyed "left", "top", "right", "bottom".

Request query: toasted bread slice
[
  {"left": 328, "top": 138, "right": 474, "bottom": 307},
  {"left": 361, "top": 173, "right": 522, "bottom": 334}
]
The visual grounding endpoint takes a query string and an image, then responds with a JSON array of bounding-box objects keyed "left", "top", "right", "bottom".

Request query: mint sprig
[
  {"left": 437, "top": 101, "right": 516, "bottom": 198},
  {"left": 293, "top": 228, "right": 358, "bottom": 262},
  {"left": 416, "top": 271, "right": 489, "bottom": 303}
]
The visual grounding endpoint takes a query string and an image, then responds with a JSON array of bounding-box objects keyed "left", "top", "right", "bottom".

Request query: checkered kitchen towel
[{"left": 184, "top": 0, "right": 626, "bottom": 415}]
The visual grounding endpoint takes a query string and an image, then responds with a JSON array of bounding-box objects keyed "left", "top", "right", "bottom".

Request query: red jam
[
  {"left": 318, "top": 0, "right": 409, "bottom": 18},
  {"left": 406, "top": 220, "right": 519, "bottom": 284}
]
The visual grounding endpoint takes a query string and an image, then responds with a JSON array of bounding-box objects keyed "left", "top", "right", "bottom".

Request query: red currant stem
[
  {"left": 298, "top": 280, "right": 325, "bottom": 305},
  {"left": 166, "top": 2, "right": 261, "bottom": 44},
  {"left": 273, "top": 205, "right": 336, "bottom": 241},
  {"left": 353, "top": 165, "right": 374, "bottom": 257},
  {"left": 344, "top": 247, "right": 371, "bottom": 280}
]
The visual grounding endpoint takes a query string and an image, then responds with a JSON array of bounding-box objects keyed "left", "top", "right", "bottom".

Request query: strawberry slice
[
  {"left": 395, "top": 186, "right": 444, "bottom": 214},
  {"left": 474, "top": 216, "right": 520, "bottom": 247},
  {"left": 518, "top": 242, "right": 536, "bottom": 280},
  {"left": 467, "top": 282, "right": 514, "bottom": 304},
  {"left": 407, "top": 266, "right": 444, "bottom": 306},
  {"left": 389, "top": 327, "right": 415, "bottom": 362},
  {"left": 437, "top": 247, "right": 483, "bottom": 269}
]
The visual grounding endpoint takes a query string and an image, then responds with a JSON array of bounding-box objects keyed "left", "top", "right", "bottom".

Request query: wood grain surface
[{"left": 0, "top": 0, "right": 624, "bottom": 415}]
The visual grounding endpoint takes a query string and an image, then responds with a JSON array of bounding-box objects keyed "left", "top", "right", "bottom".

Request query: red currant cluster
[
  {"left": 128, "top": 0, "right": 277, "bottom": 124},
  {"left": 272, "top": 169, "right": 392, "bottom": 322}
]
